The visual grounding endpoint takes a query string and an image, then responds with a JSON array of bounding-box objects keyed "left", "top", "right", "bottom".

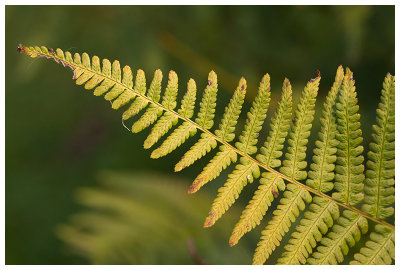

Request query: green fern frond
[
  {"left": 186, "top": 78, "right": 247, "bottom": 193},
  {"left": 277, "top": 197, "right": 340, "bottom": 264},
  {"left": 235, "top": 73, "right": 271, "bottom": 155},
  {"left": 362, "top": 73, "right": 395, "bottom": 219},
  {"left": 121, "top": 69, "right": 147, "bottom": 119},
  {"left": 173, "top": 72, "right": 219, "bottom": 171},
  {"left": 276, "top": 67, "right": 344, "bottom": 264},
  {"left": 204, "top": 158, "right": 260, "bottom": 227},
  {"left": 230, "top": 78, "right": 292, "bottom": 246},
  {"left": 230, "top": 172, "right": 285, "bottom": 246},
  {"left": 306, "top": 65, "right": 343, "bottom": 192},
  {"left": 131, "top": 70, "right": 163, "bottom": 133},
  {"left": 333, "top": 68, "right": 365, "bottom": 206},
  {"left": 188, "top": 145, "right": 236, "bottom": 194},
  {"left": 350, "top": 224, "right": 395, "bottom": 265},
  {"left": 256, "top": 78, "right": 293, "bottom": 168},
  {"left": 308, "top": 210, "right": 368, "bottom": 265},
  {"left": 280, "top": 76, "right": 320, "bottom": 181},
  {"left": 144, "top": 78, "right": 196, "bottom": 149},
  {"left": 19, "top": 45, "right": 395, "bottom": 265},
  {"left": 253, "top": 76, "right": 320, "bottom": 264},
  {"left": 253, "top": 183, "right": 312, "bottom": 265},
  {"left": 202, "top": 75, "right": 271, "bottom": 226}
]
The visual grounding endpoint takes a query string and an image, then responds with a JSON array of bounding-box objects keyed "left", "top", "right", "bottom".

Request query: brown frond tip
[
  {"left": 188, "top": 179, "right": 202, "bottom": 194},
  {"left": 17, "top": 44, "right": 26, "bottom": 53},
  {"left": 203, "top": 213, "right": 214, "bottom": 228},
  {"left": 17, "top": 44, "right": 75, "bottom": 71},
  {"left": 310, "top": 70, "right": 321, "bottom": 82}
]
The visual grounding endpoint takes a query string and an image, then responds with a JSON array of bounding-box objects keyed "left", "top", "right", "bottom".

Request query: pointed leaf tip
[
  {"left": 207, "top": 70, "right": 217, "bottom": 86},
  {"left": 203, "top": 213, "right": 215, "bottom": 227},
  {"left": 187, "top": 179, "right": 201, "bottom": 194}
]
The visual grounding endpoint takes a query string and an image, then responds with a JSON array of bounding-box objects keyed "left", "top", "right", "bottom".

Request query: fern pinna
[{"left": 18, "top": 45, "right": 395, "bottom": 265}]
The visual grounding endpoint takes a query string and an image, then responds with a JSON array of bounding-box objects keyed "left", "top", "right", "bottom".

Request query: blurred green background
[{"left": 5, "top": 5, "right": 394, "bottom": 265}]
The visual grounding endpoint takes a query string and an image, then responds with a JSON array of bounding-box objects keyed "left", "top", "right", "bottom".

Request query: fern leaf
[
  {"left": 175, "top": 133, "right": 217, "bottom": 172},
  {"left": 229, "top": 172, "right": 285, "bottom": 246},
  {"left": 253, "top": 184, "right": 312, "bottom": 265},
  {"left": 214, "top": 77, "right": 247, "bottom": 141},
  {"left": 122, "top": 70, "right": 147, "bottom": 120},
  {"left": 144, "top": 78, "right": 197, "bottom": 149},
  {"left": 195, "top": 71, "right": 219, "bottom": 129},
  {"left": 277, "top": 197, "right": 340, "bottom": 264},
  {"left": 178, "top": 79, "right": 197, "bottom": 119},
  {"left": 150, "top": 122, "right": 197, "bottom": 159},
  {"left": 92, "top": 59, "right": 115, "bottom": 96},
  {"left": 333, "top": 68, "right": 365, "bottom": 205},
  {"left": 188, "top": 145, "right": 236, "bottom": 194},
  {"left": 174, "top": 72, "right": 219, "bottom": 171},
  {"left": 143, "top": 112, "right": 179, "bottom": 149},
  {"left": 256, "top": 78, "right": 293, "bottom": 168},
  {"left": 280, "top": 75, "right": 320, "bottom": 181},
  {"left": 235, "top": 73, "right": 271, "bottom": 155},
  {"left": 362, "top": 73, "right": 395, "bottom": 219},
  {"left": 204, "top": 157, "right": 260, "bottom": 227},
  {"left": 230, "top": 78, "right": 292, "bottom": 246},
  {"left": 131, "top": 70, "right": 163, "bottom": 133},
  {"left": 350, "top": 224, "right": 395, "bottom": 265},
  {"left": 111, "top": 66, "right": 135, "bottom": 109},
  {"left": 185, "top": 78, "right": 247, "bottom": 192},
  {"left": 306, "top": 65, "right": 343, "bottom": 192},
  {"left": 277, "top": 67, "right": 344, "bottom": 264},
  {"left": 131, "top": 105, "right": 163, "bottom": 133},
  {"left": 132, "top": 70, "right": 178, "bottom": 135},
  {"left": 104, "top": 62, "right": 131, "bottom": 101},
  {"left": 308, "top": 210, "right": 368, "bottom": 265},
  {"left": 200, "top": 75, "right": 273, "bottom": 225},
  {"left": 253, "top": 75, "right": 320, "bottom": 264}
]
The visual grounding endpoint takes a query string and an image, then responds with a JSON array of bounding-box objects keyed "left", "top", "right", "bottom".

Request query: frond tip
[{"left": 362, "top": 73, "right": 395, "bottom": 219}]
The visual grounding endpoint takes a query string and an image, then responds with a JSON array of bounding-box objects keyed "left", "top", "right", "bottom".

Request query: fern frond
[
  {"left": 144, "top": 78, "right": 197, "bottom": 149},
  {"left": 308, "top": 210, "right": 368, "bottom": 265},
  {"left": 230, "top": 172, "right": 285, "bottom": 246},
  {"left": 362, "top": 73, "right": 395, "bottom": 219},
  {"left": 131, "top": 70, "right": 163, "bottom": 133},
  {"left": 333, "top": 68, "right": 365, "bottom": 205},
  {"left": 306, "top": 65, "right": 343, "bottom": 192},
  {"left": 276, "top": 67, "right": 344, "bottom": 264},
  {"left": 173, "top": 72, "right": 219, "bottom": 171},
  {"left": 253, "top": 75, "right": 320, "bottom": 264},
  {"left": 235, "top": 73, "right": 271, "bottom": 155},
  {"left": 19, "top": 45, "right": 395, "bottom": 265},
  {"left": 204, "top": 158, "right": 260, "bottom": 227},
  {"left": 195, "top": 71, "right": 219, "bottom": 130},
  {"left": 253, "top": 184, "right": 312, "bottom": 265},
  {"left": 280, "top": 76, "right": 320, "bottom": 181},
  {"left": 201, "top": 75, "right": 271, "bottom": 224},
  {"left": 186, "top": 78, "right": 247, "bottom": 192},
  {"left": 230, "top": 78, "right": 292, "bottom": 246},
  {"left": 214, "top": 77, "right": 247, "bottom": 141},
  {"left": 188, "top": 145, "right": 236, "bottom": 194},
  {"left": 350, "top": 224, "right": 395, "bottom": 265},
  {"left": 121, "top": 69, "right": 147, "bottom": 119},
  {"left": 277, "top": 197, "right": 340, "bottom": 264}
]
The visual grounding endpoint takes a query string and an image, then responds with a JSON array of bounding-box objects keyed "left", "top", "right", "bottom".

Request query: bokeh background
[{"left": 5, "top": 5, "right": 394, "bottom": 264}]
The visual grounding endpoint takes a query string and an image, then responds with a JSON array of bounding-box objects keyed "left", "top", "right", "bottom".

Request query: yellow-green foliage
[{"left": 19, "top": 45, "right": 395, "bottom": 265}]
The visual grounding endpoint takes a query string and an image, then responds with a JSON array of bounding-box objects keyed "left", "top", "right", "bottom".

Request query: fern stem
[{"left": 19, "top": 45, "right": 394, "bottom": 231}]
